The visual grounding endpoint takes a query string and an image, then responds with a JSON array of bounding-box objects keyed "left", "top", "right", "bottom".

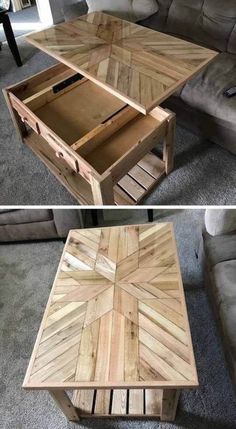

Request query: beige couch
[
  {"left": 0, "top": 209, "right": 84, "bottom": 242},
  {"left": 202, "top": 209, "right": 236, "bottom": 392}
]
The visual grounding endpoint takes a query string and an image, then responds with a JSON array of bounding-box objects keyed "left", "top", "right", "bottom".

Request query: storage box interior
[
  {"left": 12, "top": 65, "right": 164, "bottom": 175},
  {"left": 33, "top": 80, "right": 126, "bottom": 146},
  {"left": 80, "top": 113, "right": 161, "bottom": 174}
]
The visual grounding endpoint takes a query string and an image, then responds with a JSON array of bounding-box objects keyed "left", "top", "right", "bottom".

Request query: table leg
[
  {"left": 147, "top": 209, "right": 154, "bottom": 222},
  {"left": 49, "top": 390, "right": 80, "bottom": 422},
  {"left": 90, "top": 173, "right": 115, "bottom": 205},
  {"left": 2, "top": 14, "right": 22, "bottom": 67},
  {"left": 163, "top": 113, "right": 176, "bottom": 175},
  {"left": 3, "top": 89, "right": 27, "bottom": 142},
  {"left": 160, "top": 389, "right": 180, "bottom": 421}
]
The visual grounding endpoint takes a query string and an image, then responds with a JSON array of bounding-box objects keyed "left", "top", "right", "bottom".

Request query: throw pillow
[{"left": 86, "top": 0, "right": 159, "bottom": 22}]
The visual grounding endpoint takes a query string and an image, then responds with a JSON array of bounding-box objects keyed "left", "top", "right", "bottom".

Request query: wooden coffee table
[
  {"left": 4, "top": 13, "right": 217, "bottom": 205},
  {"left": 23, "top": 223, "right": 198, "bottom": 421}
]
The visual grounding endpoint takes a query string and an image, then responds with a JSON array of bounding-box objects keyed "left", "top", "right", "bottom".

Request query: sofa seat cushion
[
  {"left": 181, "top": 53, "right": 236, "bottom": 125},
  {"left": 213, "top": 260, "right": 236, "bottom": 305},
  {"left": 204, "top": 233, "right": 236, "bottom": 268},
  {"left": 212, "top": 261, "right": 236, "bottom": 364}
]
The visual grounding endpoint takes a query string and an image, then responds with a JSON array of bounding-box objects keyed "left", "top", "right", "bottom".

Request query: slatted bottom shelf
[
  {"left": 72, "top": 389, "right": 162, "bottom": 418},
  {"left": 24, "top": 132, "right": 165, "bottom": 205},
  {"left": 115, "top": 153, "right": 165, "bottom": 205}
]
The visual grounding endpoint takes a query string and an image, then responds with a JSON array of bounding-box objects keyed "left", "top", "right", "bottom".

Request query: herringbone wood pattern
[
  {"left": 26, "top": 12, "right": 217, "bottom": 113},
  {"left": 24, "top": 224, "right": 198, "bottom": 390}
]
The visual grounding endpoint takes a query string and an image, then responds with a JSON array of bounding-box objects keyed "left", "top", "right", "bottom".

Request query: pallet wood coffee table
[
  {"left": 23, "top": 223, "right": 198, "bottom": 421},
  {"left": 4, "top": 12, "right": 217, "bottom": 205}
]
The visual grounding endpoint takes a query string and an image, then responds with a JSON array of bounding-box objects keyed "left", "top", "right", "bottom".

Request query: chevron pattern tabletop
[
  {"left": 26, "top": 12, "right": 217, "bottom": 114},
  {"left": 23, "top": 223, "right": 198, "bottom": 393}
]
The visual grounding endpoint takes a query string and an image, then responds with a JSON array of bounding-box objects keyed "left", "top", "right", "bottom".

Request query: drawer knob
[{"left": 56, "top": 151, "right": 64, "bottom": 158}]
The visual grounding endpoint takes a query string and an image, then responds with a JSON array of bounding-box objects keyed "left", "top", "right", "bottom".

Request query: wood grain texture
[
  {"left": 26, "top": 12, "right": 217, "bottom": 114},
  {"left": 23, "top": 223, "right": 198, "bottom": 390}
]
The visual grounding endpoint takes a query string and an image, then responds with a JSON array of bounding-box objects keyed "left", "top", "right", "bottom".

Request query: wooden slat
[
  {"left": 118, "top": 175, "right": 145, "bottom": 201},
  {"left": 109, "top": 311, "right": 125, "bottom": 381},
  {"left": 128, "top": 165, "right": 155, "bottom": 189},
  {"left": 94, "top": 390, "right": 111, "bottom": 414},
  {"left": 94, "top": 311, "right": 113, "bottom": 382},
  {"left": 129, "top": 390, "right": 144, "bottom": 414},
  {"left": 111, "top": 390, "right": 127, "bottom": 415},
  {"left": 114, "top": 185, "right": 135, "bottom": 205},
  {"left": 138, "top": 152, "right": 165, "bottom": 179},
  {"left": 145, "top": 389, "right": 162, "bottom": 415},
  {"left": 75, "top": 319, "right": 100, "bottom": 382}
]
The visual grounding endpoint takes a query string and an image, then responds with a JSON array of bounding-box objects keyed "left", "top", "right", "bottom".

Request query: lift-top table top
[
  {"left": 23, "top": 223, "right": 198, "bottom": 390},
  {"left": 26, "top": 12, "right": 217, "bottom": 114}
]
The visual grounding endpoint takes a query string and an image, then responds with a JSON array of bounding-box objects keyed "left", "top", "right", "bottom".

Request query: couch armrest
[
  {"left": 52, "top": 210, "right": 85, "bottom": 238},
  {"left": 205, "top": 209, "right": 236, "bottom": 236}
]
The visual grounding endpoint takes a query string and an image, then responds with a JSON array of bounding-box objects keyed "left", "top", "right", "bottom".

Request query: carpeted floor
[
  {"left": 0, "top": 209, "right": 236, "bottom": 429},
  {"left": 0, "top": 40, "right": 236, "bottom": 205},
  {"left": 0, "top": 5, "right": 42, "bottom": 43}
]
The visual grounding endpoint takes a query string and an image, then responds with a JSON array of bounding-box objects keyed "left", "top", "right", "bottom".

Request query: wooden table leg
[
  {"left": 2, "top": 13, "right": 22, "bottom": 67},
  {"left": 163, "top": 112, "right": 176, "bottom": 175},
  {"left": 90, "top": 172, "right": 115, "bottom": 205},
  {"left": 160, "top": 389, "right": 180, "bottom": 421},
  {"left": 49, "top": 390, "right": 80, "bottom": 422},
  {"left": 3, "top": 89, "right": 27, "bottom": 142},
  {"left": 147, "top": 209, "right": 154, "bottom": 222}
]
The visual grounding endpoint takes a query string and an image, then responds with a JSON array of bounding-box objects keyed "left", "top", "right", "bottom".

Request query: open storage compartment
[{"left": 5, "top": 62, "right": 175, "bottom": 205}]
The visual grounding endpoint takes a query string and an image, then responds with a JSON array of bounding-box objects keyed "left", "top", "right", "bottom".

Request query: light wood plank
[
  {"left": 111, "top": 390, "right": 127, "bottom": 414},
  {"left": 129, "top": 389, "right": 144, "bottom": 415}
]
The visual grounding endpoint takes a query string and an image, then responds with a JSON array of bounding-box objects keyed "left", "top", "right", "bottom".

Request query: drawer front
[
  {"left": 9, "top": 92, "right": 90, "bottom": 177},
  {"left": 40, "top": 128, "right": 93, "bottom": 180},
  {"left": 39, "top": 127, "right": 80, "bottom": 174},
  {"left": 10, "top": 95, "right": 41, "bottom": 135}
]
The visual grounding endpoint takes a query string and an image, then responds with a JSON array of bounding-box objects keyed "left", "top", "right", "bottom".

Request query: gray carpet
[
  {"left": 0, "top": 6, "right": 41, "bottom": 43},
  {"left": 0, "top": 39, "right": 236, "bottom": 205},
  {"left": 0, "top": 209, "right": 236, "bottom": 429}
]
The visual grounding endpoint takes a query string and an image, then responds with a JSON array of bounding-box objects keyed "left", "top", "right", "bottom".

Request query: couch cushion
[
  {"left": 204, "top": 233, "right": 236, "bottom": 268},
  {"left": 0, "top": 221, "right": 57, "bottom": 242},
  {"left": 139, "top": 0, "right": 172, "bottom": 31},
  {"left": 165, "top": 0, "right": 236, "bottom": 52},
  {"left": 212, "top": 261, "right": 236, "bottom": 364},
  {"left": 228, "top": 23, "right": 236, "bottom": 54},
  {"left": 180, "top": 53, "right": 236, "bottom": 125},
  {"left": 213, "top": 260, "right": 236, "bottom": 305},
  {"left": 0, "top": 209, "right": 53, "bottom": 226},
  {"left": 86, "top": 0, "right": 159, "bottom": 22}
]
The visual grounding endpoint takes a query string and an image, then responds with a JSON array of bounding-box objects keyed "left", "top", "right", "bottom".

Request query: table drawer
[
  {"left": 10, "top": 95, "right": 41, "bottom": 135},
  {"left": 6, "top": 63, "right": 170, "bottom": 182}
]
